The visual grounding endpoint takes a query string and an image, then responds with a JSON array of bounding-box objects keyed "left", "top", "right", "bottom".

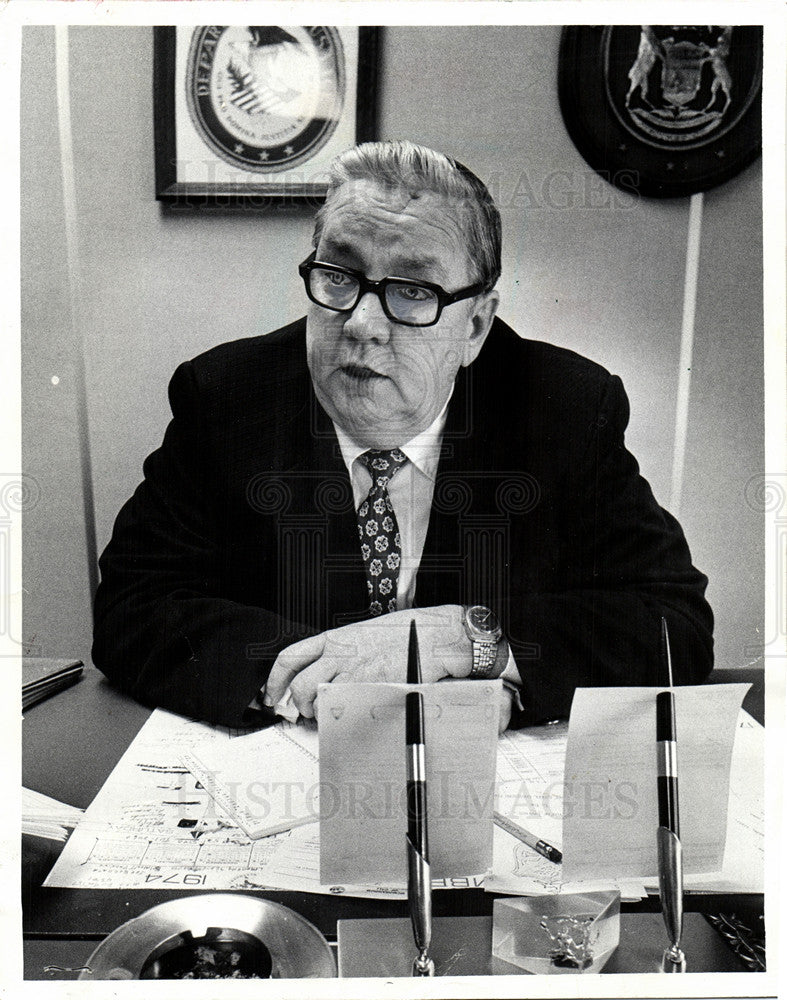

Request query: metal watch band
[{"left": 469, "top": 639, "right": 498, "bottom": 678}]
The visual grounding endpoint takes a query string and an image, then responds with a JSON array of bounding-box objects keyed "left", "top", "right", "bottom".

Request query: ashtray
[{"left": 78, "top": 894, "right": 336, "bottom": 980}]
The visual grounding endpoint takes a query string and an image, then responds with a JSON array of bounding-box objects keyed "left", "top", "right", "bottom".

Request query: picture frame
[{"left": 153, "top": 26, "right": 379, "bottom": 206}]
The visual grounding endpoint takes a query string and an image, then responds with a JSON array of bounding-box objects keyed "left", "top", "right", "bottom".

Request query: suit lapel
[
  {"left": 416, "top": 362, "right": 482, "bottom": 608},
  {"left": 247, "top": 331, "right": 367, "bottom": 632},
  {"left": 297, "top": 390, "right": 369, "bottom": 630},
  {"left": 415, "top": 353, "right": 514, "bottom": 612}
]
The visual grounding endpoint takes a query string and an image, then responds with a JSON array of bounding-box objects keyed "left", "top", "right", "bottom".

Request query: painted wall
[{"left": 21, "top": 25, "right": 763, "bottom": 671}]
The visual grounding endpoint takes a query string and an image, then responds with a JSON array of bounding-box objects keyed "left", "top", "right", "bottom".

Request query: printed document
[{"left": 561, "top": 684, "right": 750, "bottom": 881}]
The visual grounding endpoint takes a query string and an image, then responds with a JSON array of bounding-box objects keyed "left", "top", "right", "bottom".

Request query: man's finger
[
  {"left": 266, "top": 633, "right": 326, "bottom": 704},
  {"left": 289, "top": 658, "right": 342, "bottom": 719}
]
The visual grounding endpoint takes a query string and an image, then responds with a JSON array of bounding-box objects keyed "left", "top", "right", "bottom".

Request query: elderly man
[{"left": 93, "top": 140, "right": 713, "bottom": 730}]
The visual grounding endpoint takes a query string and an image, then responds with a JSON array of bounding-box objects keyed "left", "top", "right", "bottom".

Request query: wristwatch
[{"left": 462, "top": 605, "right": 504, "bottom": 678}]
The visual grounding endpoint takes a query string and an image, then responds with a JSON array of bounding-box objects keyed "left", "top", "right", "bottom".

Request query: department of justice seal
[{"left": 186, "top": 26, "right": 346, "bottom": 173}]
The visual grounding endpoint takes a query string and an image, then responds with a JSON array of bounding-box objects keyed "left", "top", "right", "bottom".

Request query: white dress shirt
[
  {"left": 333, "top": 403, "right": 448, "bottom": 612},
  {"left": 333, "top": 406, "right": 521, "bottom": 688},
  {"left": 259, "top": 400, "right": 521, "bottom": 717}
]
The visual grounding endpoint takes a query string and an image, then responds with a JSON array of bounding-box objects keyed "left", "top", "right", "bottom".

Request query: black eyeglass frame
[{"left": 298, "top": 252, "right": 487, "bottom": 327}]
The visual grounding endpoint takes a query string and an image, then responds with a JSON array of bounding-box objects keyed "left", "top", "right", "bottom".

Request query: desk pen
[
  {"left": 657, "top": 617, "right": 686, "bottom": 972},
  {"left": 406, "top": 620, "right": 434, "bottom": 977}
]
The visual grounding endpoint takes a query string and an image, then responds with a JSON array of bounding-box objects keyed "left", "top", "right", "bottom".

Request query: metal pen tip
[
  {"left": 407, "top": 618, "right": 422, "bottom": 685},
  {"left": 660, "top": 617, "right": 674, "bottom": 688}
]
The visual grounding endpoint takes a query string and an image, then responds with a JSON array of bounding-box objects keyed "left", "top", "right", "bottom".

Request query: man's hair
[{"left": 312, "top": 140, "right": 502, "bottom": 292}]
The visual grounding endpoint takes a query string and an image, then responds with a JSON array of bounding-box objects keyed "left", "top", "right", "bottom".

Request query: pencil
[{"left": 493, "top": 810, "right": 562, "bottom": 864}]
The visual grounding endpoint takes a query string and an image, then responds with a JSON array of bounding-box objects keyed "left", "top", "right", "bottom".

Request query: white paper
[
  {"left": 180, "top": 719, "right": 320, "bottom": 838},
  {"left": 318, "top": 680, "right": 500, "bottom": 883},
  {"left": 561, "top": 684, "right": 750, "bottom": 881},
  {"left": 488, "top": 722, "right": 646, "bottom": 899},
  {"left": 45, "top": 694, "right": 761, "bottom": 898},
  {"left": 44, "top": 709, "right": 485, "bottom": 899},
  {"left": 647, "top": 710, "right": 765, "bottom": 893},
  {"left": 22, "top": 787, "right": 83, "bottom": 826},
  {"left": 45, "top": 710, "right": 256, "bottom": 890},
  {"left": 238, "top": 823, "right": 487, "bottom": 899},
  {"left": 495, "top": 720, "right": 567, "bottom": 850}
]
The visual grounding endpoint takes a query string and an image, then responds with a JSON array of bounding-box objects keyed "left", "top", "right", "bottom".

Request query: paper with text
[
  {"left": 42, "top": 695, "right": 761, "bottom": 895},
  {"left": 488, "top": 722, "right": 646, "bottom": 899},
  {"left": 318, "top": 680, "right": 500, "bottom": 884},
  {"left": 43, "top": 709, "right": 485, "bottom": 898},
  {"left": 180, "top": 720, "right": 319, "bottom": 838},
  {"left": 561, "top": 684, "right": 750, "bottom": 881},
  {"left": 646, "top": 710, "right": 764, "bottom": 893}
]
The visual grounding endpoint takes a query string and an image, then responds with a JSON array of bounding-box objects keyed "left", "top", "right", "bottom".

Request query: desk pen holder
[{"left": 492, "top": 890, "right": 620, "bottom": 974}]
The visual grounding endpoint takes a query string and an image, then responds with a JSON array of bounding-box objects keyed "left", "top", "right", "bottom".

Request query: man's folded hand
[{"left": 265, "top": 605, "right": 471, "bottom": 719}]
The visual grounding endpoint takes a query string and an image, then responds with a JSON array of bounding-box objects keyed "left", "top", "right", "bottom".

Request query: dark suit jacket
[{"left": 93, "top": 317, "right": 713, "bottom": 727}]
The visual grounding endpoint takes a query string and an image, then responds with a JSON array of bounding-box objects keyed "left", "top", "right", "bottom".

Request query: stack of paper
[
  {"left": 23, "top": 788, "right": 83, "bottom": 842},
  {"left": 43, "top": 710, "right": 456, "bottom": 899},
  {"left": 318, "top": 680, "right": 500, "bottom": 884},
  {"left": 486, "top": 722, "right": 647, "bottom": 900},
  {"left": 23, "top": 658, "right": 83, "bottom": 711},
  {"left": 42, "top": 690, "right": 763, "bottom": 900},
  {"left": 180, "top": 720, "right": 319, "bottom": 839}
]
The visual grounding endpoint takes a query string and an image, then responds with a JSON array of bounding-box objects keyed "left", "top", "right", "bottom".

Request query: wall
[{"left": 21, "top": 24, "right": 764, "bottom": 671}]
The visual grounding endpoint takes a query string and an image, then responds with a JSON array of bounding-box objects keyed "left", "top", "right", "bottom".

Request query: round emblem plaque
[
  {"left": 559, "top": 26, "right": 762, "bottom": 198},
  {"left": 186, "top": 26, "right": 346, "bottom": 173}
]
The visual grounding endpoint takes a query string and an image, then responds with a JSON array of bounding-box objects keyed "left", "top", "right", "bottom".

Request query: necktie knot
[{"left": 359, "top": 448, "right": 407, "bottom": 491}]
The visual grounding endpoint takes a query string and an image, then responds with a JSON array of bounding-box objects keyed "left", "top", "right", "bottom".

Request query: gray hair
[{"left": 312, "top": 140, "right": 502, "bottom": 292}]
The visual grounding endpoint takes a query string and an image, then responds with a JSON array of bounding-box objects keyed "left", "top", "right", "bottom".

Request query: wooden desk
[{"left": 23, "top": 664, "right": 764, "bottom": 978}]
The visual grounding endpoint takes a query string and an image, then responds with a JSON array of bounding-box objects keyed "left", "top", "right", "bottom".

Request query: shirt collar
[{"left": 333, "top": 388, "right": 452, "bottom": 482}]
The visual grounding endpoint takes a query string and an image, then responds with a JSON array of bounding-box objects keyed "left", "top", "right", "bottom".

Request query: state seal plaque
[
  {"left": 154, "top": 26, "right": 379, "bottom": 204},
  {"left": 559, "top": 26, "right": 762, "bottom": 199}
]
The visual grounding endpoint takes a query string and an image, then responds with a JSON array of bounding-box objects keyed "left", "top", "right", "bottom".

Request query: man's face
[{"left": 306, "top": 179, "right": 499, "bottom": 449}]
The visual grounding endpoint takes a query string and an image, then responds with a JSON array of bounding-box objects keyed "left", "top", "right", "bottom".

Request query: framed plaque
[
  {"left": 559, "top": 26, "right": 762, "bottom": 199},
  {"left": 154, "top": 26, "right": 379, "bottom": 205}
]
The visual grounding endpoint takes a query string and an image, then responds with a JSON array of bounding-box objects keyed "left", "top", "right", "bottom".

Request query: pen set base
[
  {"left": 662, "top": 945, "right": 687, "bottom": 973},
  {"left": 413, "top": 953, "right": 435, "bottom": 976},
  {"left": 337, "top": 914, "right": 744, "bottom": 977}
]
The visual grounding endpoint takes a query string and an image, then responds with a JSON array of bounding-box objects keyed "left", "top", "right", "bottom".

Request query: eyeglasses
[{"left": 298, "top": 252, "right": 486, "bottom": 327}]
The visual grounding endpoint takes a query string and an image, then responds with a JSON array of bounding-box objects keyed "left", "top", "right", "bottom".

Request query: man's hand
[
  {"left": 265, "top": 605, "right": 469, "bottom": 716},
  {"left": 265, "top": 604, "right": 513, "bottom": 731}
]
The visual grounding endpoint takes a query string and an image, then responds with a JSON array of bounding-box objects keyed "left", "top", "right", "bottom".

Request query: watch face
[
  {"left": 468, "top": 606, "right": 500, "bottom": 636},
  {"left": 185, "top": 26, "right": 346, "bottom": 173}
]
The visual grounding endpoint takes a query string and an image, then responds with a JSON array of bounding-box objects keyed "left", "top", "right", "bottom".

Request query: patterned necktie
[{"left": 356, "top": 449, "right": 408, "bottom": 616}]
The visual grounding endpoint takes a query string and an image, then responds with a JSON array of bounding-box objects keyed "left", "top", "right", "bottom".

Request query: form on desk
[
  {"left": 489, "top": 722, "right": 646, "bottom": 900},
  {"left": 561, "top": 684, "right": 751, "bottom": 881},
  {"left": 43, "top": 710, "right": 483, "bottom": 898},
  {"left": 43, "top": 700, "right": 763, "bottom": 898}
]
